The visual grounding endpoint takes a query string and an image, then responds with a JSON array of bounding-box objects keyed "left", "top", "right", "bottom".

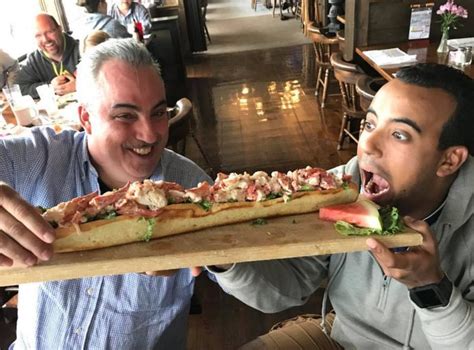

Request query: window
[{"left": 0, "top": 0, "right": 41, "bottom": 58}]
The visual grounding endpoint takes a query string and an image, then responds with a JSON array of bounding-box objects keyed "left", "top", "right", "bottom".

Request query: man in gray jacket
[
  {"left": 70, "top": 0, "right": 131, "bottom": 41},
  {"left": 15, "top": 14, "right": 80, "bottom": 99},
  {"left": 212, "top": 64, "right": 474, "bottom": 349}
]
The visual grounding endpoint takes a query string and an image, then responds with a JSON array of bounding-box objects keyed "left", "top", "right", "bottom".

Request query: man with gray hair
[{"left": 0, "top": 38, "right": 210, "bottom": 349}]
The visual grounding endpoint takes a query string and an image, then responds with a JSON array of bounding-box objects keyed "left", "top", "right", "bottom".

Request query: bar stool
[
  {"left": 355, "top": 75, "right": 387, "bottom": 112},
  {"left": 308, "top": 23, "right": 339, "bottom": 108},
  {"left": 330, "top": 52, "right": 367, "bottom": 150}
]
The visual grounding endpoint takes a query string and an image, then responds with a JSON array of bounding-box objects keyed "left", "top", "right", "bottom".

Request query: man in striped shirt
[{"left": 1, "top": 38, "right": 210, "bottom": 349}]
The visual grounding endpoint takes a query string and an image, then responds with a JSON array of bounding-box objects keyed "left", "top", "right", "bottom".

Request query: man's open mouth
[
  {"left": 129, "top": 146, "right": 152, "bottom": 156},
  {"left": 45, "top": 43, "right": 57, "bottom": 50},
  {"left": 361, "top": 169, "right": 390, "bottom": 199}
]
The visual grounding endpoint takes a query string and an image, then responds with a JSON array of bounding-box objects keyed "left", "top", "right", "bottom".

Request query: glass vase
[{"left": 437, "top": 31, "right": 449, "bottom": 54}]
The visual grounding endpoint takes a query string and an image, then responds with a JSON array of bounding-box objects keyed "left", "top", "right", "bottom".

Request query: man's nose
[
  {"left": 358, "top": 128, "right": 382, "bottom": 157},
  {"left": 136, "top": 118, "right": 159, "bottom": 144}
]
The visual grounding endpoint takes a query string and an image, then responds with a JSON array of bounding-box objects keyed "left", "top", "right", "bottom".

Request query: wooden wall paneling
[
  {"left": 354, "top": 0, "right": 370, "bottom": 47},
  {"left": 343, "top": 0, "right": 474, "bottom": 61},
  {"left": 343, "top": 0, "right": 356, "bottom": 61},
  {"left": 368, "top": 1, "right": 413, "bottom": 45}
]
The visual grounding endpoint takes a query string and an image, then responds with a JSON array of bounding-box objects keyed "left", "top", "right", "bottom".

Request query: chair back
[
  {"left": 310, "top": 32, "right": 338, "bottom": 68},
  {"left": 336, "top": 30, "right": 345, "bottom": 52},
  {"left": 356, "top": 76, "right": 387, "bottom": 112},
  {"left": 167, "top": 98, "right": 192, "bottom": 154},
  {"left": 330, "top": 52, "right": 366, "bottom": 113}
]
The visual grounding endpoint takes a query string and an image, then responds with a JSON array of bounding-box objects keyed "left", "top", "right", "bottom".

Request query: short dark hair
[
  {"left": 396, "top": 63, "right": 474, "bottom": 155},
  {"left": 76, "top": 0, "right": 100, "bottom": 13}
]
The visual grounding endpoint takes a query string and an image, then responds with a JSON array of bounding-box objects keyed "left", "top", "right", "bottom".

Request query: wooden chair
[
  {"left": 330, "top": 52, "right": 367, "bottom": 150},
  {"left": 356, "top": 75, "right": 387, "bottom": 112},
  {"left": 167, "top": 98, "right": 214, "bottom": 177},
  {"left": 200, "top": 0, "right": 211, "bottom": 43},
  {"left": 308, "top": 23, "right": 339, "bottom": 108}
]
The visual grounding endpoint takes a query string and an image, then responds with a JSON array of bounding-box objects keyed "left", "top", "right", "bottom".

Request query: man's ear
[
  {"left": 79, "top": 105, "right": 92, "bottom": 134},
  {"left": 437, "top": 146, "right": 469, "bottom": 177}
]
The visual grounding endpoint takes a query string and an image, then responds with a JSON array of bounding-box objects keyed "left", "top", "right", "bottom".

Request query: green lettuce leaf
[
  {"left": 335, "top": 221, "right": 381, "bottom": 236},
  {"left": 379, "top": 206, "right": 405, "bottom": 234},
  {"left": 335, "top": 206, "right": 404, "bottom": 236}
]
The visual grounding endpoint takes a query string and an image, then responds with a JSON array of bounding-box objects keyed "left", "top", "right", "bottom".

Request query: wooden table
[
  {"left": 0, "top": 213, "right": 422, "bottom": 286},
  {"left": 356, "top": 41, "right": 474, "bottom": 81}
]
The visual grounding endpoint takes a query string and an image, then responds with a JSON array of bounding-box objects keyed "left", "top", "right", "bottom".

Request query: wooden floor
[
  {"left": 183, "top": 44, "right": 354, "bottom": 349},
  {"left": 185, "top": 44, "right": 356, "bottom": 176},
  {"left": 0, "top": 44, "right": 357, "bottom": 350}
]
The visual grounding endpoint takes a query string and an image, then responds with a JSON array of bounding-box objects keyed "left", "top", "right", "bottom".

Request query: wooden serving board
[{"left": 0, "top": 213, "right": 422, "bottom": 286}]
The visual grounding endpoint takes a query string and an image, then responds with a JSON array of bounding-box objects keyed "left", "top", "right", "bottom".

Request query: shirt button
[
  {"left": 74, "top": 327, "right": 82, "bottom": 334},
  {"left": 86, "top": 288, "right": 94, "bottom": 296}
]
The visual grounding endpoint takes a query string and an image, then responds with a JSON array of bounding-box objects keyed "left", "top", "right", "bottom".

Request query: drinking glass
[
  {"left": 2, "top": 84, "right": 22, "bottom": 108},
  {"left": 36, "top": 84, "right": 59, "bottom": 117},
  {"left": 12, "top": 95, "right": 38, "bottom": 126}
]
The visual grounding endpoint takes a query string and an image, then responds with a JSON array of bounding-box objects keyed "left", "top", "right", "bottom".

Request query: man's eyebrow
[
  {"left": 390, "top": 118, "right": 422, "bottom": 134},
  {"left": 111, "top": 100, "right": 167, "bottom": 111},
  {"left": 367, "top": 108, "right": 422, "bottom": 134},
  {"left": 151, "top": 100, "right": 167, "bottom": 110},
  {"left": 367, "top": 108, "right": 377, "bottom": 117}
]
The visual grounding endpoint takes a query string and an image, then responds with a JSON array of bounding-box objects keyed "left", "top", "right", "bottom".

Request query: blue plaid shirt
[{"left": 1, "top": 127, "right": 211, "bottom": 350}]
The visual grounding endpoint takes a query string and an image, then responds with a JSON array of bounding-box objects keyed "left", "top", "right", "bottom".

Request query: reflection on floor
[
  {"left": 186, "top": 44, "right": 355, "bottom": 176},
  {"left": 183, "top": 44, "right": 355, "bottom": 349}
]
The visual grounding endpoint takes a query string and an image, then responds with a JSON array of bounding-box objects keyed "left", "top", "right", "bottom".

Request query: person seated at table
[
  {"left": 70, "top": 0, "right": 131, "bottom": 41},
  {"left": 15, "top": 13, "right": 80, "bottom": 99},
  {"left": 108, "top": 0, "right": 152, "bottom": 35},
  {"left": 210, "top": 64, "right": 474, "bottom": 349},
  {"left": 0, "top": 49, "right": 19, "bottom": 89},
  {"left": 0, "top": 38, "right": 211, "bottom": 349},
  {"left": 80, "top": 29, "right": 111, "bottom": 54}
]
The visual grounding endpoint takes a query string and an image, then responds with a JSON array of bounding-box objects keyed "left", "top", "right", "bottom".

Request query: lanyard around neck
[{"left": 42, "top": 33, "right": 67, "bottom": 77}]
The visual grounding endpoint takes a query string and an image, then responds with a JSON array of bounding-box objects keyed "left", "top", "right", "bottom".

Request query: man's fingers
[
  {"left": 0, "top": 185, "right": 55, "bottom": 244},
  {"left": 0, "top": 254, "right": 13, "bottom": 267},
  {"left": 0, "top": 208, "right": 52, "bottom": 261},
  {"left": 366, "top": 238, "right": 412, "bottom": 271},
  {"left": 403, "top": 216, "right": 437, "bottom": 252},
  {"left": 191, "top": 267, "right": 202, "bottom": 277},
  {"left": 367, "top": 238, "right": 393, "bottom": 266},
  {"left": 0, "top": 230, "right": 38, "bottom": 266},
  {"left": 143, "top": 267, "right": 202, "bottom": 277},
  {"left": 63, "top": 72, "right": 75, "bottom": 81}
]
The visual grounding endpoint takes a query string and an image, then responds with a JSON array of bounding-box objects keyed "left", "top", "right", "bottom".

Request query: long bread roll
[
  {"left": 53, "top": 184, "right": 358, "bottom": 252},
  {"left": 45, "top": 168, "right": 359, "bottom": 252}
]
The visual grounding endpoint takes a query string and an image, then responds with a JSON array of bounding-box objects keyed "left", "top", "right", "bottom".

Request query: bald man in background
[{"left": 15, "top": 13, "right": 80, "bottom": 98}]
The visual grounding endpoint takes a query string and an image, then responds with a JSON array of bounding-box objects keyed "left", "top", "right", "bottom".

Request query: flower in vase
[{"left": 436, "top": 0, "right": 469, "bottom": 35}]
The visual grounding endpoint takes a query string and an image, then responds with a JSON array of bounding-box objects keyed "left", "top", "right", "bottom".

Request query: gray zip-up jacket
[
  {"left": 15, "top": 33, "right": 80, "bottom": 99},
  {"left": 213, "top": 156, "right": 474, "bottom": 349}
]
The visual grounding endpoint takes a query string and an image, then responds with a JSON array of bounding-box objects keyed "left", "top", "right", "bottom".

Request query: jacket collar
[{"left": 436, "top": 155, "right": 474, "bottom": 234}]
